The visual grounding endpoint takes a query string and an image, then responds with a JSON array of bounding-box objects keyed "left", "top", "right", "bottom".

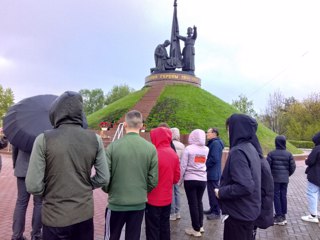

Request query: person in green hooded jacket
[{"left": 26, "top": 91, "right": 109, "bottom": 240}]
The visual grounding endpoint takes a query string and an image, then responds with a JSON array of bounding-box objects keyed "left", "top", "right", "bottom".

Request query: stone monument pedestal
[{"left": 145, "top": 71, "right": 201, "bottom": 87}]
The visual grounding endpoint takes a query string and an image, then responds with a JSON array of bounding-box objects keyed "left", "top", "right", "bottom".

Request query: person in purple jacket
[{"left": 180, "top": 129, "right": 209, "bottom": 237}]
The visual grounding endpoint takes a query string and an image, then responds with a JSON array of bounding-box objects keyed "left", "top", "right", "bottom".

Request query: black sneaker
[
  {"left": 281, "top": 215, "right": 287, "bottom": 225},
  {"left": 274, "top": 216, "right": 286, "bottom": 226},
  {"left": 203, "top": 209, "right": 212, "bottom": 215}
]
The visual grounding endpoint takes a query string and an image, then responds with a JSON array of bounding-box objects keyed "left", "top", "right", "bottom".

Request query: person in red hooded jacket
[{"left": 146, "top": 127, "right": 180, "bottom": 240}]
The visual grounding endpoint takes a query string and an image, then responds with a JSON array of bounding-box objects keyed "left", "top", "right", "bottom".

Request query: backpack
[{"left": 254, "top": 157, "right": 274, "bottom": 229}]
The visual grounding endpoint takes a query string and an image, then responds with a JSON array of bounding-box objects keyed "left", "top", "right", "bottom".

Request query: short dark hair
[{"left": 210, "top": 127, "right": 219, "bottom": 136}]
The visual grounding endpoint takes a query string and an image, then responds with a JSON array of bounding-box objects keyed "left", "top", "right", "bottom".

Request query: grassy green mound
[
  {"left": 88, "top": 84, "right": 301, "bottom": 154},
  {"left": 145, "top": 85, "right": 300, "bottom": 154},
  {"left": 87, "top": 87, "right": 148, "bottom": 129}
]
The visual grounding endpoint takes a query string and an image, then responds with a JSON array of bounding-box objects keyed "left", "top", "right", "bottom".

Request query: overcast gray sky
[{"left": 1, "top": 0, "right": 319, "bottom": 113}]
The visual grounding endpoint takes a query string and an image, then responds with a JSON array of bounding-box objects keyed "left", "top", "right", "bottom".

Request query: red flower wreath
[{"left": 99, "top": 121, "right": 110, "bottom": 129}]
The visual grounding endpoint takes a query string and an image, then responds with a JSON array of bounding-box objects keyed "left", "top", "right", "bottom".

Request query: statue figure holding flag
[
  {"left": 177, "top": 26, "right": 197, "bottom": 72},
  {"left": 151, "top": 0, "right": 197, "bottom": 74}
]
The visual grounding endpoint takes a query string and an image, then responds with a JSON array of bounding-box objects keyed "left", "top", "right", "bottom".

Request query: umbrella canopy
[{"left": 3, "top": 94, "right": 58, "bottom": 153}]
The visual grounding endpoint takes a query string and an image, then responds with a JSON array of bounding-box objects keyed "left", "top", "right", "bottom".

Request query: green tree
[
  {"left": 259, "top": 90, "right": 286, "bottom": 134},
  {"left": 285, "top": 93, "right": 320, "bottom": 140},
  {"left": 260, "top": 91, "right": 320, "bottom": 141},
  {"left": 231, "top": 94, "right": 257, "bottom": 117},
  {"left": 79, "top": 88, "right": 105, "bottom": 115},
  {"left": 105, "top": 84, "right": 134, "bottom": 105},
  {"left": 0, "top": 85, "right": 14, "bottom": 122}
]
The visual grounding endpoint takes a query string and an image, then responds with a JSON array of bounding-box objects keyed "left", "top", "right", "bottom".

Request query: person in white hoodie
[
  {"left": 180, "top": 129, "right": 209, "bottom": 237},
  {"left": 170, "top": 128, "right": 185, "bottom": 221}
]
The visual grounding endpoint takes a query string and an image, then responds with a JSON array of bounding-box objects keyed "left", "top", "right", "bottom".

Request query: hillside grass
[
  {"left": 88, "top": 84, "right": 301, "bottom": 155},
  {"left": 87, "top": 87, "right": 148, "bottom": 129},
  {"left": 145, "top": 84, "right": 301, "bottom": 154}
]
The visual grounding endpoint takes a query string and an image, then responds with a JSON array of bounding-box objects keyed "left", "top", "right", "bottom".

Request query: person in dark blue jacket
[
  {"left": 267, "top": 135, "right": 296, "bottom": 225},
  {"left": 301, "top": 131, "right": 320, "bottom": 223},
  {"left": 203, "top": 127, "right": 224, "bottom": 220},
  {"left": 216, "top": 114, "right": 262, "bottom": 240}
]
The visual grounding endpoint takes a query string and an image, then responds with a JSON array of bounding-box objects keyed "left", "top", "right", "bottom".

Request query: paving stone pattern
[{"left": 1, "top": 154, "right": 320, "bottom": 240}]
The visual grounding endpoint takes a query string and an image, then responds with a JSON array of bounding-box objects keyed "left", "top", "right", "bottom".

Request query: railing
[{"left": 112, "top": 123, "right": 124, "bottom": 142}]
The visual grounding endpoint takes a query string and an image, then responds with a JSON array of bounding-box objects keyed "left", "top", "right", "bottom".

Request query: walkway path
[
  {"left": 1, "top": 154, "right": 319, "bottom": 239},
  {"left": 103, "top": 84, "right": 165, "bottom": 145}
]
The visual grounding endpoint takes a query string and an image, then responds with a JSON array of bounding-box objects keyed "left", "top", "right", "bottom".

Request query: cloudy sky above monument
[{"left": 1, "top": 0, "right": 319, "bottom": 112}]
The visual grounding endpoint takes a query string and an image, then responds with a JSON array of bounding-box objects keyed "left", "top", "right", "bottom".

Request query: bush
[
  {"left": 288, "top": 140, "right": 314, "bottom": 149},
  {"left": 145, "top": 97, "right": 181, "bottom": 130}
]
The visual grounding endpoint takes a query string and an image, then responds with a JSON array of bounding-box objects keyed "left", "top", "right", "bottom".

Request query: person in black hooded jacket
[
  {"left": 267, "top": 135, "right": 296, "bottom": 225},
  {"left": 216, "top": 114, "right": 262, "bottom": 240},
  {"left": 301, "top": 131, "right": 320, "bottom": 223}
]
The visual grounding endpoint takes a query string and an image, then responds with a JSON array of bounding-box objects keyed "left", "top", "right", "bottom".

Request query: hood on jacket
[
  {"left": 188, "top": 129, "right": 206, "bottom": 146},
  {"left": 171, "top": 127, "right": 180, "bottom": 141},
  {"left": 312, "top": 131, "right": 320, "bottom": 146},
  {"left": 275, "top": 135, "right": 286, "bottom": 150},
  {"left": 227, "top": 113, "right": 263, "bottom": 158},
  {"left": 49, "top": 91, "right": 86, "bottom": 128},
  {"left": 150, "top": 127, "right": 172, "bottom": 148}
]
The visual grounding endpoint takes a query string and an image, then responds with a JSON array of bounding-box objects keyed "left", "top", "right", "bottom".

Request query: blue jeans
[
  {"left": 274, "top": 182, "right": 288, "bottom": 217},
  {"left": 170, "top": 184, "right": 180, "bottom": 214},
  {"left": 306, "top": 181, "right": 320, "bottom": 216}
]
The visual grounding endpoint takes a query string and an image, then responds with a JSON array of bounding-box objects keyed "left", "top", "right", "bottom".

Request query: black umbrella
[{"left": 3, "top": 94, "right": 58, "bottom": 153}]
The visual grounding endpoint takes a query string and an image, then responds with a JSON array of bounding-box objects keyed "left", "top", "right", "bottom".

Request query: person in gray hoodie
[{"left": 170, "top": 128, "right": 185, "bottom": 221}]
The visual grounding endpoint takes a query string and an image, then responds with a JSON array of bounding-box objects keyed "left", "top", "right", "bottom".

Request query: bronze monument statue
[
  {"left": 153, "top": 40, "right": 171, "bottom": 71},
  {"left": 177, "top": 26, "right": 197, "bottom": 72},
  {"left": 151, "top": 0, "right": 197, "bottom": 74}
]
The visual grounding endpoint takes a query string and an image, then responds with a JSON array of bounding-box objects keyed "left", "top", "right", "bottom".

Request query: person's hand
[{"left": 214, "top": 188, "right": 219, "bottom": 199}]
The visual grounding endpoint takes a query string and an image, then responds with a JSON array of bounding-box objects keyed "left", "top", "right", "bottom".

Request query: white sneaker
[
  {"left": 176, "top": 212, "right": 181, "bottom": 219},
  {"left": 200, "top": 227, "right": 205, "bottom": 233},
  {"left": 170, "top": 214, "right": 177, "bottom": 221},
  {"left": 301, "top": 215, "right": 319, "bottom": 223},
  {"left": 185, "top": 228, "right": 202, "bottom": 237}
]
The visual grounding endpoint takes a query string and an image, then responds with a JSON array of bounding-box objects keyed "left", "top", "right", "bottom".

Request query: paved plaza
[{"left": 1, "top": 153, "right": 320, "bottom": 240}]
